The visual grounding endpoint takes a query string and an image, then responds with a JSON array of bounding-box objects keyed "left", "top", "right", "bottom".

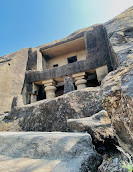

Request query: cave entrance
[
  {"left": 86, "top": 76, "right": 99, "bottom": 87},
  {"left": 37, "top": 85, "right": 46, "bottom": 101},
  {"left": 86, "top": 70, "right": 100, "bottom": 87},
  {"left": 55, "top": 85, "right": 64, "bottom": 97}
]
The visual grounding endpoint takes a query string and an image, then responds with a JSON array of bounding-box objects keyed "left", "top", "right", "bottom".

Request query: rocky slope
[{"left": 101, "top": 6, "right": 133, "bottom": 155}]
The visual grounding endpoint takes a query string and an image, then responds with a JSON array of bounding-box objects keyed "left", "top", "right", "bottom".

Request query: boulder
[
  {"left": 0, "top": 132, "right": 102, "bottom": 172},
  {"left": 2, "top": 87, "right": 103, "bottom": 132},
  {"left": 67, "top": 110, "right": 114, "bottom": 142}
]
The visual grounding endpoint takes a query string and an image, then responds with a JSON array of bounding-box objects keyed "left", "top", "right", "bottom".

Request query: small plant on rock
[{"left": 116, "top": 146, "right": 133, "bottom": 172}]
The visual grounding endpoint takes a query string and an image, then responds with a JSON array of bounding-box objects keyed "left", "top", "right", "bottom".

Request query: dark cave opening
[{"left": 37, "top": 85, "right": 46, "bottom": 101}]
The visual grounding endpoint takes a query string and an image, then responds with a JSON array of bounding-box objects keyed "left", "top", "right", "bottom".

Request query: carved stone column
[
  {"left": 72, "top": 72, "right": 87, "bottom": 90},
  {"left": 31, "top": 93, "right": 37, "bottom": 103},
  {"left": 30, "top": 83, "right": 39, "bottom": 103},
  {"left": 42, "top": 79, "right": 56, "bottom": 99}
]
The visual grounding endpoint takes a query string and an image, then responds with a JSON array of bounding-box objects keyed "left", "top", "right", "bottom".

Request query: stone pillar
[
  {"left": 72, "top": 72, "right": 87, "bottom": 90},
  {"left": 64, "top": 77, "right": 75, "bottom": 94},
  {"left": 42, "top": 79, "right": 57, "bottom": 99},
  {"left": 96, "top": 65, "right": 108, "bottom": 84},
  {"left": 36, "top": 49, "right": 43, "bottom": 71},
  {"left": 75, "top": 79, "right": 87, "bottom": 90},
  {"left": 31, "top": 93, "right": 37, "bottom": 103},
  {"left": 30, "top": 83, "right": 39, "bottom": 103}
]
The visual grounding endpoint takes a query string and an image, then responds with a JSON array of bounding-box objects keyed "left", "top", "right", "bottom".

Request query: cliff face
[
  {"left": 0, "top": 25, "right": 111, "bottom": 113},
  {"left": 0, "top": 49, "right": 29, "bottom": 113},
  {"left": 101, "top": 6, "right": 133, "bottom": 154},
  {"left": 0, "top": 6, "right": 133, "bottom": 158},
  {"left": 104, "top": 6, "right": 133, "bottom": 69}
]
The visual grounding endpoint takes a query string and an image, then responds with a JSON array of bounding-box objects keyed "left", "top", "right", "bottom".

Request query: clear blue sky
[{"left": 0, "top": 0, "right": 132, "bottom": 57}]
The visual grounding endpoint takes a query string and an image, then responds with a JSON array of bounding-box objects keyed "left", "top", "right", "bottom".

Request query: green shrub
[{"left": 116, "top": 146, "right": 133, "bottom": 172}]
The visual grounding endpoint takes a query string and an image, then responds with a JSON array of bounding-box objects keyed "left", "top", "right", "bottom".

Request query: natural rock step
[
  {"left": 0, "top": 132, "right": 102, "bottom": 172},
  {"left": 67, "top": 110, "right": 114, "bottom": 142}
]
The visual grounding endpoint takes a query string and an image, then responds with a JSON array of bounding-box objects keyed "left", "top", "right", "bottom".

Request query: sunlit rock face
[
  {"left": 0, "top": 5, "right": 133, "bottom": 163},
  {"left": 0, "top": 49, "right": 29, "bottom": 113}
]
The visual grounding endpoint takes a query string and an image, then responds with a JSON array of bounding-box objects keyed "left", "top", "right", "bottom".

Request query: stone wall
[
  {"left": 85, "top": 25, "right": 112, "bottom": 71},
  {"left": 26, "top": 48, "right": 37, "bottom": 71},
  {"left": 47, "top": 49, "right": 86, "bottom": 68}
]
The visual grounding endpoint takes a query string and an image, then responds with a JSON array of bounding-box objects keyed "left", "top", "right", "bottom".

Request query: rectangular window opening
[
  {"left": 67, "top": 56, "right": 77, "bottom": 64},
  {"left": 53, "top": 64, "right": 58, "bottom": 67}
]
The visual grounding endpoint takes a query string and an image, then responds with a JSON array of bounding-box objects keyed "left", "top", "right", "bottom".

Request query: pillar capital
[
  {"left": 72, "top": 72, "right": 87, "bottom": 90},
  {"left": 72, "top": 72, "right": 86, "bottom": 80},
  {"left": 42, "top": 79, "right": 56, "bottom": 87}
]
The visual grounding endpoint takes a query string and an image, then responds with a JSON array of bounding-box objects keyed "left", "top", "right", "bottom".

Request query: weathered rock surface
[
  {"left": 11, "top": 95, "right": 24, "bottom": 109},
  {"left": 101, "top": 66, "right": 133, "bottom": 156},
  {"left": 0, "top": 132, "right": 102, "bottom": 172},
  {"left": 67, "top": 110, "right": 114, "bottom": 142},
  {"left": 0, "top": 113, "right": 21, "bottom": 131},
  {"left": 0, "top": 48, "right": 29, "bottom": 113},
  {"left": 104, "top": 6, "right": 133, "bottom": 69},
  {"left": 1, "top": 87, "right": 103, "bottom": 132},
  {"left": 98, "top": 151, "right": 128, "bottom": 172},
  {"left": 101, "top": 6, "right": 133, "bottom": 155}
]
